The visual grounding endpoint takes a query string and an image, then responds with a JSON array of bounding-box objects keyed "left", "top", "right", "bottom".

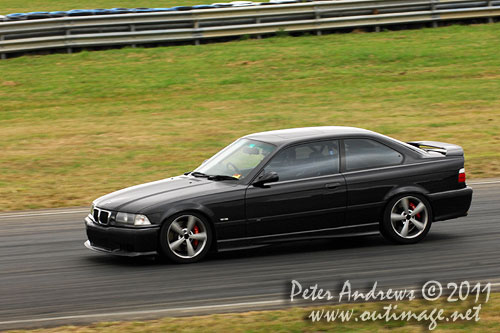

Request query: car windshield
[{"left": 194, "top": 139, "right": 275, "bottom": 180}]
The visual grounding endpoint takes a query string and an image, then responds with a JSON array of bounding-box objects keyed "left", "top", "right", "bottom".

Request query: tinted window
[
  {"left": 264, "top": 140, "right": 339, "bottom": 181},
  {"left": 344, "top": 139, "right": 403, "bottom": 171}
]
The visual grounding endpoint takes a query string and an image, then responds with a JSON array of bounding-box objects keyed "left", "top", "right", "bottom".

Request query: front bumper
[
  {"left": 428, "top": 186, "right": 473, "bottom": 222},
  {"left": 85, "top": 216, "right": 160, "bottom": 256}
]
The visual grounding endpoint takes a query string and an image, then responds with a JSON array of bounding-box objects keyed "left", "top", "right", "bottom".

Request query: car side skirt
[{"left": 216, "top": 222, "right": 379, "bottom": 250}]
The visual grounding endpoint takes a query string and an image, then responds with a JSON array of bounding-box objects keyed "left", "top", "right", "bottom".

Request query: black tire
[
  {"left": 159, "top": 212, "right": 212, "bottom": 264},
  {"left": 380, "top": 193, "right": 432, "bottom": 244}
]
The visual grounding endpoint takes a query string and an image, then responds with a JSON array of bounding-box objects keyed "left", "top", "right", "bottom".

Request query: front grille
[
  {"left": 99, "top": 210, "right": 109, "bottom": 225},
  {"left": 92, "top": 207, "right": 111, "bottom": 225}
]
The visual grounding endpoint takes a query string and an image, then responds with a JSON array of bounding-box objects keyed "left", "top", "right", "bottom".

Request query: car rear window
[{"left": 344, "top": 139, "right": 403, "bottom": 171}]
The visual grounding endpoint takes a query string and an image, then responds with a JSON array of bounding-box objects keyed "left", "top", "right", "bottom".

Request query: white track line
[
  {"left": 0, "top": 299, "right": 284, "bottom": 326},
  {"left": 0, "top": 209, "right": 89, "bottom": 219},
  {"left": 469, "top": 180, "right": 500, "bottom": 185}
]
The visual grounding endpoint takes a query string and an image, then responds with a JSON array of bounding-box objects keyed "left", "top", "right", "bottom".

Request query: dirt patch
[
  {"left": 226, "top": 60, "right": 262, "bottom": 67},
  {"left": 2, "top": 81, "right": 19, "bottom": 86}
]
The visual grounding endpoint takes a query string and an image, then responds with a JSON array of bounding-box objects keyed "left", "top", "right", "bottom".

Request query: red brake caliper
[
  {"left": 193, "top": 225, "right": 200, "bottom": 247},
  {"left": 409, "top": 202, "right": 421, "bottom": 219}
]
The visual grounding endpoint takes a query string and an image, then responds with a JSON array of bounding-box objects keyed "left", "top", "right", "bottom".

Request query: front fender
[{"left": 158, "top": 202, "right": 216, "bottom": 226}]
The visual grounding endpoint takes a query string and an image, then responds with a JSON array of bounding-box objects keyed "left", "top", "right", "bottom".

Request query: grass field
[
  {"left": 1, "top": 23, "right": 500, "bottom": 211},
  {"left": 7, "top": 293, "right": 500, "bottom": 332},
  {"left": 1, "top": 1, "right": 202, "bottom": 15}
]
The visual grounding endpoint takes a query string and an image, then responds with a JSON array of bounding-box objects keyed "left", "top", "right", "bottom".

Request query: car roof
[{"left": 244, "top": 126, "right": 380, "bottom": 145}]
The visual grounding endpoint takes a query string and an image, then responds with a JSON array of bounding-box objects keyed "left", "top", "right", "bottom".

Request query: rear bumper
[
  {"left": 428, "top": 186, "right": 473, "bottom": 222},
  {"left": 85, "top": 216, "right": 159, "bottom": 256}
]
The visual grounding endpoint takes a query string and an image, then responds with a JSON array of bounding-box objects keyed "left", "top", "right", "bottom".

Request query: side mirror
[{"left": 253, "top": 172, "right": 279, "bottom": 187}]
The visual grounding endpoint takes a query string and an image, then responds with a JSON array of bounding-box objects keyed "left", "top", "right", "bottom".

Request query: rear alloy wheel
[
  {"left": 159, "top": 213, "right": 212, "bottom": 263},
  {"left": 380, "top": 194, "right": 432, "bottom": 244}
]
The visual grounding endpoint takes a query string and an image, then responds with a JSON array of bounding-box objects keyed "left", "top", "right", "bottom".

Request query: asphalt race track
[{"left": 1, "top": 181, "right": 499, "bottom": 330}]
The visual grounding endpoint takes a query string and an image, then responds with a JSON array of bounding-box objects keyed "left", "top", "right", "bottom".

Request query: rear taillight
[{"left": 458, "top": 168, "right": 466, "bottom": 183}]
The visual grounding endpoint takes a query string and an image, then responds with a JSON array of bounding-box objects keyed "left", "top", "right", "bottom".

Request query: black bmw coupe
[{"left": 85, "top": 127, "right": 472, "bottom": 263}]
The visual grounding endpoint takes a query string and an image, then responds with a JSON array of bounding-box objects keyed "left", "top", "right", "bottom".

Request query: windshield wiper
[
  {"left": 185, "top": 171, "right": 239, "bottom": 181},
  {"left": 208, "top": 175, "right": 240, "bottom": 181},
  {"left": 185, "top": 171, "right": 210, "bottom": 178}
]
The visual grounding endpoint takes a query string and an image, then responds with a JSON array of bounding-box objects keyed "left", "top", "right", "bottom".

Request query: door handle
[{"left": 325, "top": 182, "right": 341, "bottom": 189}]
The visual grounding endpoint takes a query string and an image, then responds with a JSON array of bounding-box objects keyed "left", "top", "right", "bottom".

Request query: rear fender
[{"left": 383, "top": 185, "right": 430, "bottom": 203}]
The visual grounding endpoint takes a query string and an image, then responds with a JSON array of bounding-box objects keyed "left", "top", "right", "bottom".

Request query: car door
[
  {"left": 245, "top": 140, "right": 347, "bottom": 239},
  {"left": 341, "top": 138, "right": 406, "bottom": 225}
]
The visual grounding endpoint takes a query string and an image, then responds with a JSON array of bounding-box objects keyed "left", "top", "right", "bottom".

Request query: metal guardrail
[{"left": 1, "top": 0, "right": 499, "bottom": 58}]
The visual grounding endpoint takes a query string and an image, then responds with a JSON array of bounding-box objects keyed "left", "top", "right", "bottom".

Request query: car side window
[
  {"left": 344, "top": 139, "right": 403, "bottom": 171},
  {"left": 264, "top": 140, "right": 340, "bottom": 182}
]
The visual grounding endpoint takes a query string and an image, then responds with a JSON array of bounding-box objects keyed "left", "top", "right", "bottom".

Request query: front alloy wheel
[
  {"left": 159, "top": 213, "right": 212, "bottom": 263},
  {"left": 380, "top": 194, "right": 432, "bottom": 244}
]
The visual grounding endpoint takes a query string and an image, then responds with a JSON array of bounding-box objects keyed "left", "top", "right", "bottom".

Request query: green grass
[
  {"left": 6, "top": 293, "right": 500, "bottom": 332},
  {"left": 1, "top": 1, "right": 202, "bottom": 15},
  {"left": 1, "top": 23, "right": 500, "bottom": 211}
]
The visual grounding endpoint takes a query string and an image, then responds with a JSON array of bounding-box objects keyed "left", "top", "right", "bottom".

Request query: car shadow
[
  {"left": 83, "top": 231, "right": 462, "bottom": 267},
  {"left": 209, "top": 235, "right": 385, "bottom": 261},
  {"left": 209, "top": 230, "right": 462, "bottom": 261},
  {"left": 84, "top": 253, "right": 160, "bottom": 266}
]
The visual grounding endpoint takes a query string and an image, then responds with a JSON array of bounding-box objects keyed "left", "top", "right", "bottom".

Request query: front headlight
[
  {"left": 90, "top": 204, "right": 94, "bottom": 215},
  {"left": 115, "top": 212, "right": 151, "bottom": 226}
]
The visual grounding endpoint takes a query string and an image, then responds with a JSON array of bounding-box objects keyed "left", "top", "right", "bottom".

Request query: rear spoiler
[{"left": 406, "top": 141, "right": 464, "bottom": 156}]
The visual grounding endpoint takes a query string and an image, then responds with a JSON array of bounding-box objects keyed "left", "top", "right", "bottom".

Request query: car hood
[{"left": 93, "top": 176, "right": 232, "bottom": 213}]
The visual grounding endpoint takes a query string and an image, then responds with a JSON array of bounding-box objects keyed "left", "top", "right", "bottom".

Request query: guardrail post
[
  {"left": 431, "top": 0, "right": 438, "bottom": 28},
  {"left": 256, "top": 18, "right": 262, "bottom": 39},
  {"left": 66, "top": 29, "right": 72, "bottom": 54},
  {"left": 0, "top": 34, "right": 4, "bottom": 60},
  {"left": 314, "top": 5, "right": 321, "bottom": 36},
  {"left": 194, "top": 19, "right": 200, "bottom": 45},
  {"left": 373, "top": 8, "right": 380, "bottom": 32},
  {"left": 130, "top": 24, "right": 137, "bottom": 48},
  {"left": 488, "top": 0, "right": 494, "bottom": 23}
]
